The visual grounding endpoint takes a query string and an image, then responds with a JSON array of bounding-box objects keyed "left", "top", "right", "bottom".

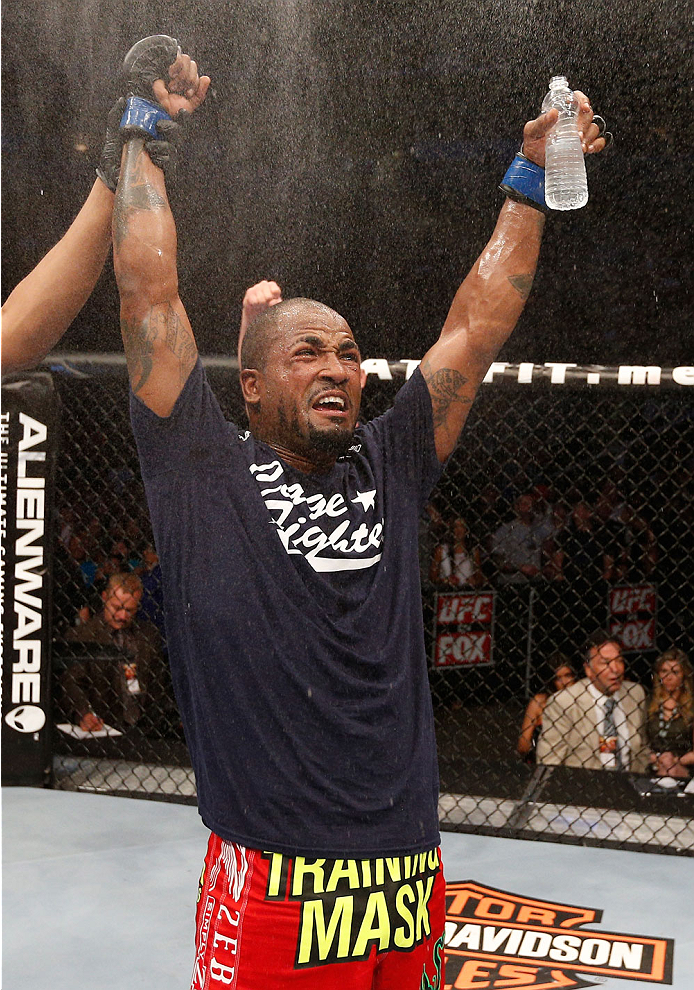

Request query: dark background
[{"left": 2, "top": 0, "right": 692, "bottom": 365}]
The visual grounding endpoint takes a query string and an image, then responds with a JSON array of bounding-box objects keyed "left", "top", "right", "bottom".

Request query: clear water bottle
[{"left": 541, "top": 76, "right": 588, "bottom": 210}]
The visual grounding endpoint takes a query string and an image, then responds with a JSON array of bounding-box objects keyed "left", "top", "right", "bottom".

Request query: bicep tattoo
[
  {"left": 159, "top": 304, "right": 198, "bottom": 384},
  {"left": 420, "top": 363, "right": 472, "bottom": 431},
  {"left": 121, "top": 313, "right": 156, "bottom": 395},
  {"left": 508, "top": 273, "right": 535, "bottom": 301},
  {"left": 121, "top": 303, "right": 197, "bottom": 394}
]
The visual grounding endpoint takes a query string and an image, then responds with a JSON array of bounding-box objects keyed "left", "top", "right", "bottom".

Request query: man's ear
[{"left": 240, "top": 368, "right": 262, "bottom": 410}]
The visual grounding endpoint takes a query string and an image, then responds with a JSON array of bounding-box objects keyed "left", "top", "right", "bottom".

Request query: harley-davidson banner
[{"left": 443, "top": 881, "right": 673, "bottom": 988}]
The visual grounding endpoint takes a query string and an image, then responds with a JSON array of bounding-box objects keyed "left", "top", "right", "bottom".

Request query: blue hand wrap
[
  {"left": 120, "top": 97, "right": 171, "bottom": 139},
  {"left": 500, "top": 153, "right": 548, "bottom": 214}
]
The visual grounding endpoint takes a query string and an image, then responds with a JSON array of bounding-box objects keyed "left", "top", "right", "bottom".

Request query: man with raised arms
[{"left": 104, "top": 35, "right": 608, "bottom": 989}]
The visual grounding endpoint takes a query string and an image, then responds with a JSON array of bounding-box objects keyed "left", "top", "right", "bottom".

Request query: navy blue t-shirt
[{"left": 131, "top": 360, "right": 442, "bottom": 857}]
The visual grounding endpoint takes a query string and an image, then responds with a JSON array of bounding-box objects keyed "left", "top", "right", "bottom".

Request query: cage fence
[{"left": 42, "top": 356, "right": 694, "bottom": 855}]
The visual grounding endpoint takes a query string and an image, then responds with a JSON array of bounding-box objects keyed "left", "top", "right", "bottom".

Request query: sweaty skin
[
  {"left": 113, "top": 57, "right": 209, "bottom": 416},
  {"left": 240, "top": 304, "right": 363, "bottom": 473},
  {"left": 114, "top": 87, "right": 605, "bottom": 469},
  {"left": 417, "top": 92, "right": 603, "bottom": 463}
]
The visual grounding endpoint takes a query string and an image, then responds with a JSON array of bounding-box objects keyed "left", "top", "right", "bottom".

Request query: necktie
[{"left": 604, "top": 697, "right": 625, "bottom": 770}]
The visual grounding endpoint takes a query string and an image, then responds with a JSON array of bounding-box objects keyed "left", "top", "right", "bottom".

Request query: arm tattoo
[
  {"left": 508, "top": 274, "right": 535, "bottom": 300},
  {"left": 421, "top": 363, "right": 472, "bottom": 431},
  {"left": 121, "top": 313, "right": 156, "bottom": 395},
  {"left": 121, "top": 303, "right": 197, "bottom": 394},
  {"left": 159, "top": 303, "right": 198, "bottom": 384},
  {"left": 113, "top": 144, "right": 167, "bottom": 249},
  {"left": 115, "top": 142, "right": 197, "bottom": 395}
]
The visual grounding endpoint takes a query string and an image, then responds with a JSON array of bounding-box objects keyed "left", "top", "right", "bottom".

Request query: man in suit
[
  {"left": 60, "top": 572, "right": 165, "bottom": 732},
  {"left": 537, "top": 631, "right": 649, "bottom": 772}
]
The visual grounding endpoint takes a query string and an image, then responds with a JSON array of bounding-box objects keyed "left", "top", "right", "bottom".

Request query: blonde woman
[{"left": 647, "top": 649, "right": 694, "bottom": 778}]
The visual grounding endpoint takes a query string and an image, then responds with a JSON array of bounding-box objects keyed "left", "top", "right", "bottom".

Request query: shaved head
[{"left": 240, "top": 298, "right": 344, "bottom": 371}]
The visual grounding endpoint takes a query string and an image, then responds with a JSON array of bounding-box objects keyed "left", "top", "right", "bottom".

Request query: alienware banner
[{"left": 1, "top": 373, "right": 60, "bottom": 786}]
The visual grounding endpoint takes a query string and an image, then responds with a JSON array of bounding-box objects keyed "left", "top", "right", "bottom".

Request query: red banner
[
  {"left": 434, "top": 593, "right": 495, "bottom": 668},
  {"left": 608, "top": 585, "right": 657, "bottom": 653}
]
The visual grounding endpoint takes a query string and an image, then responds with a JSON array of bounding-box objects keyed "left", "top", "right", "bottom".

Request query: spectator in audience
[
  {"left": 137, "top": 543, "right": 166, "bottom": 639},
  {"left": 595, "top": 478, "right": 629, "bottom": 526},
  {"left": 541, "top": 501, "right": 570, "bottom": 581},
  {"left": 592, "top": 505, "right": 627, "bottom": 582},
  {"left": 548, "top": 500, "right": 612, "bottom": 631},
  {"left": 529, "top": 483, "right": 553, "bottom": 527},
  {"left": 430, "top": 516, "right": 484, "bottom": 588},
  {"left": 60, "top": 572, "right": 165, "bottom": 732},
  {"left": 419, "top": 502, "right": 446, "bottom": 591},
  {"left": 552, "top": 501, "right": 610, "bottom": 580},
  {"left": 57, "top": 505, "right": 79, "bottom": 550},
  {"left": 467, "top": 482, "right": 503, "bottom": 582},
  {"left": 646, "top": 648, "right": 694, "bottom": 778},
  {"left": 622, "top": 507, "right": 659, "bottom": 582},
  {"left": 537, "top": 631, "right": 649, "bottom": 772},
  {"left": 470, "top": 482, "right": 503, "bottom": 530},
  {"left": 52, "top": 530, "right": 101, "bottom": 634},
  {"left": 653, "top": 486, "right": 694, "bottom": 654},
  {"left": 517, "top": 654, "right": 576, "bottom": 762},
  {"left": 491, "top": 493, "right": 553, "bottom": 583}
]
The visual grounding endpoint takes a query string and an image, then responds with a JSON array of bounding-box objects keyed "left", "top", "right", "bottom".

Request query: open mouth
[{"left": 311, "top": 393, "right": 349, "bottom": 417}]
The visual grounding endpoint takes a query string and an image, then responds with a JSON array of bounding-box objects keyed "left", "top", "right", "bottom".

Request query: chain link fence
[{"left": 44, "top": 356, "right": 694, "bottom": 854}]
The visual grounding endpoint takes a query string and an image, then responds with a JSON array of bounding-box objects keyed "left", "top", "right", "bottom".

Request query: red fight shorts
[{"left": 191, "top": 832, "right": 446, "bottom": 989}]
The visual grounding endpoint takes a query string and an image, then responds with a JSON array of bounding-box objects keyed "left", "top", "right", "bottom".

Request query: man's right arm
[
  {"left": 238, "top": 280, "right": 283, "bottom": 364},
  {"left": 112, "top": 52, "right": 209, "bottom": 417}
]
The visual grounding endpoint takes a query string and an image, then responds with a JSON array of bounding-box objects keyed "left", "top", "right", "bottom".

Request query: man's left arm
[{"left": 420, "top": 92, "right": 605, "bottom": 463}]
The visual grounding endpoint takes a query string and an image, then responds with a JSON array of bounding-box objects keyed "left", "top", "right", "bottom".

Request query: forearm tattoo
[
  {"left": 113, "top": 142, "right": 167, "bottom": 250},
  {"left": 420, "top": 361, "right": 472, "bottom": 433},
  {"left": 115, "top": 141, "right": 197, "bottom": 394}
]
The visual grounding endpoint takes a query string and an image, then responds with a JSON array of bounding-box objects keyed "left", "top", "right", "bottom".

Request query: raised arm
[
  {"left": 1, "top": 89, "right": 181, "bottom": 375},
  {"left": 238, "top": 280, "right": 283, "bottom": 363},
  {"left": 112, "top": 48, "right": 210, "bottom": 416},
  {"left": 420, "top": 92, "right": 605, "bottom": 462},
  {"left": 1, "top": 180, "right": 114, "bottom": 373}
]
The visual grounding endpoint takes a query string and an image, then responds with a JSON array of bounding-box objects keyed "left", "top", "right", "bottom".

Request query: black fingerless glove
[
  {"left": 149, "top": 113, "right": 187, "bottom": 180},
  {"left": 96, "top": 97, "right": 127, "bottom": 192},
  {"left": 96, "top": 99, "right": 184, "bottom": 191}
]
